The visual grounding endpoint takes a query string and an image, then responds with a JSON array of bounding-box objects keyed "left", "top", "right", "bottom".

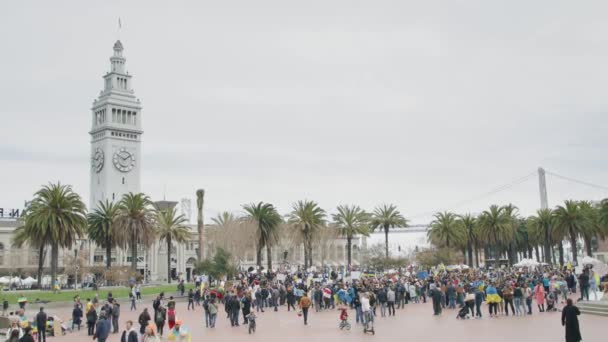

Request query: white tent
[
  {"left": 0, "top": 277, "right": 9, "bottom": 284},
  {"left": 514, "top": 259, "right": 540, "bottom": 267},
  {"left": 22, "top": 277, "right": 36, "bottom": 285},
  {"left": 10, "top": 277, "right": 21, "bottom": 284}
]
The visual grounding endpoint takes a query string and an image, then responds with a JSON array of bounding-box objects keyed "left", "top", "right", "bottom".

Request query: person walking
[
  {"left": 561, "top": 299, "right": 582, "bottom": 342},
  {"left": 142, "top": 324, "right": 160, "bottom": 342},
  {"left": 35, "top": 307, "right": 47, "bottom": 342},
  {"left": 93, "top": 313, "right": 111, "bottom": 342},
  {"left": 430, "top": 283, "right": 442, "bottom": 316},
  {"left": 242, "top": 293, "right": 252, "bottom": 324},
  {"left": 513, "top": 283, "right": 524, "bottom": 316},
  {"left": 86, "top": 302, "right": 98, "bottom": 336},
  {"left": 377, "top": 287, "right": 387, "bottom": 317},
  {"left": 534, "top": 282, "right": 546, "bottom": 312},
  {"left": 187, "top": 289, "right": 195, "bottom": 311},
  {"left": 474, "top": 287, "right": 484, "bottom": 319},
  {"left": 503, "top": 284, "right": 515, "bottom": 316},
  {"left": 72, "top": 303, "right": 83, "bottom": 331},
  {"left": 386, "top": 287, "right": 396, "bottom": 316},
  {"left": 120, "top": 321, "right": 139, "bottom": 342},
  {"left": 578, "top": 270, "right": 590, "bottom": 302},
  {"left": 18, "top": 327, "right": 34, "bottom": 342},
  {"left": 136, "top": 285, "right": 142, "bottom": 300},
  {"left": 111, "top": 301, "right": 120, "bottom": 333},
  {"left": 130, "top": 293, "right": 137, "bottom": 311},
  {"left": 208, "top": 298, "right": 218, "bottom": 328},
  {"left": 524, "top": 282, "right": 533, "bottom": 314},
  {"left": 299, "top": 293, "right": 312, "bottom": 325},
  {"left": 138, "top": 308, "right": 151, "bottom": 335},
  {"left": 154, "top": 307, "right": 166, "bottom": 337}
]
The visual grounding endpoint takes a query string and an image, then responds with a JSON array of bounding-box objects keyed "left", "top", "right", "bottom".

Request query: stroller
[
  {"left": 546, "top": 293, "right": 557, "bottom": 312},
  {"left": 363, "top": 311, "right": 375, "bottom": 335},
  {"left": 456, "top": 306, "right": 470, "bottom": 319}
]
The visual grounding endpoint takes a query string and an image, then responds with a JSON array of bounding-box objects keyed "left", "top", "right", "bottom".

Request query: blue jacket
[{"left": 94, "top": 318, "right": 111, "bottom": 339}]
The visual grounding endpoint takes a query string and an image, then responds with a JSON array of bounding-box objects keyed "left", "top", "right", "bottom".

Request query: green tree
[
  {"left": 502, "top": 204, "right": 520, "bottom": 265},
  {"left": 457, "top": 214, "right": 476, "bottom": 267},
  {"left": 370, "top": 204, "right": 408, "bottom": 258},
  {"left": 427, "top": 211, "right": 462, "bottom": 248},
  {"left": 578, "top": 200, "right": 605, "bottom": 257},
  {"left": 332, "top": 205, "right": 370, "bottom": 267},
  {"left": 114, "top": 193, "right": 156, "bottom": 272},
  {"left": 243, "top": 202, "right": 282, "bottom": 271},
  {"left": 87, "top": 200, "right": 119, "bottom": 271},
  {"left": 477, "top": 205, "right": 512, "bottom": 265},
  {"left": 527, "top": 208, "right": 554, "bottom": 264},
  {"left": 194, "top": 248, "right": 238, "bottom": 281},
  {"left": 211, "top": 212, "right": 237, "bottom": 227},
  {"left": 19, "top": 183, "right": 87, "bottom": 285},
  {"left": 553, "top": 200, "right": 587, "bottom": 264},
  {"left": 288, "top": 200, "right": 326, "bottom": 269},
  {"left": 156, "top": 207, "right": 191, "bottom": 283}
]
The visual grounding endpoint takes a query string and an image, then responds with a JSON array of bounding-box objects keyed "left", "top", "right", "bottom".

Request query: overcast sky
[{"left": 1, "top": 0, "right": 608, "bottom": 223}]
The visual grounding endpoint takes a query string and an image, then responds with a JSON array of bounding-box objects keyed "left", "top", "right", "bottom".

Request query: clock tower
[{"left": 90, "top": 40, "right": 142, "bottom": 209}]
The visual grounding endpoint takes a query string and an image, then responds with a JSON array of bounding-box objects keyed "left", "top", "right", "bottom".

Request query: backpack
[{"left": 153, "top": 299, "right": 160, "bottom": 310}]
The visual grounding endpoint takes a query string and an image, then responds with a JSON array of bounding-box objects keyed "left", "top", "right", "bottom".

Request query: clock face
[
  {"left": 91, "top": 148, "right": 104, "bottom": 173},
  {"left": 113, "top": 147, "right": 136, "bottom": 172}
]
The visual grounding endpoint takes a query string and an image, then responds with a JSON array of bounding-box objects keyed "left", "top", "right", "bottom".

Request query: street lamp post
[{"left": 74, "top": 249, "right": 78, "bottom": 290}]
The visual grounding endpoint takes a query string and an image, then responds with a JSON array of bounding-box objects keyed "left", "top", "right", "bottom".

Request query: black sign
[{"left": 0, "top": 208, "right": 21, "bottom": 218}]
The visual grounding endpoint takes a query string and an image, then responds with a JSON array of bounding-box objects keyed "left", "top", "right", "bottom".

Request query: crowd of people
[{"left": 2, "top": 264, "right": 605, "bottom": 342}]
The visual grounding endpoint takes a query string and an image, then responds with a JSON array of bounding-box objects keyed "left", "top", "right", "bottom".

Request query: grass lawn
[{"left": 0, "top": 284, "right": 183, "bottom": 305}]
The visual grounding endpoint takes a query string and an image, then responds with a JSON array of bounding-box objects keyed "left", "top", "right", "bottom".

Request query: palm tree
[
  {"left": 87, "top": 200, "right": 119, "bottom": 271},
  {"left": 156, "top": 207, "right": 191, "bottom": 283},
  {"left": 288, "top": 200, "right": 326, "bottom": 269},
  {"left": 211, "top": 211, "right": 237, "bottom": 227},
  {"left": 502, "top": 204, "right": 520, "bottom": 265},
  {"left": 12, "top": 222, "right": 46, "bottom": 288},
  {"left": 427, "top": 212, "right": 462, "bottom": 248},
  {"left": 553, "top": 200, "right": 586, "bottom": 264},
  {"left": 370, "top": 204, "right": 408, "bottom": 258},
  {"left": 114, "top": 193, "right": 156, "bottom": 272},
  {"left": 477, "top": 205, "right": 512, "bottom": 265},
  {"left": 527, "top": 208, "right": 554, "bottom": 264},
  {"left": 196, "top": 189, "right": 205, "bottom": 261},
  {"left": 457, "top": 214, "right": 476, "bottom": 267},
  {"left": 19, "top": 183, "right": 87, "bottom": 284},
  {"left": 243, "top": 202, "right": 282, "bottom": 271},
  {"left": 578, "top": 200, "right": 604, "bottom": 257},
  {"left": 332, "top": 205, "right": 370, "bottom": 267}
]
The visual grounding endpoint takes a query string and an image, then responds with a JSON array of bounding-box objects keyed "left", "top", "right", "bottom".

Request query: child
[{"left": 338, "top": 305, "right": 350, "bottom": 330}]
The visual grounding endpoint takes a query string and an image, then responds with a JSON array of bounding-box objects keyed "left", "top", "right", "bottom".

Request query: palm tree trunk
[
  {"left": 347, "top": 237, "right": 352, "bottom": 267},
  {"left": 558, "top": 241, "right": 565, "bottom": 266},
  {"left": 256, "top": 245, "right": 262, "bottom": 268},
  {"left": 106, "top": 244, "right": 112, "bottom": 270},
  {"left": 569, "top": 232, "right": 578, "bottom": 264},
  {"left": 543, "top": 228, "right": 552, "bottom": 265},
  {"left": 131, "top": 234, "right": 138, "bottom": 272},
  {"left": 50, "top": 242, "right": 58, "bottom": 285},
  {"left": 303, "top": 243, "right": 308, "bottom": 269},
  {"left": 551, "top": 247, "right": 556, "bottom": 265},
  {"left": 37, "top": 244, "right": 45, "bottom": 288},
  {"left": 308, "top": 244, "right": 313, "bottom": 269},
  {"left": 196, "top": 190, "right": 205, "bottom": 261},
  {"left": 167, "top": 236, "right": 172, "bottom": 284},
  {"left": 384, "top": 225, "right": 390, "bottom": 258},
  {"left": 266, "top": 245, "right": 272, "bottom": 271},
  {"left": 467, "top": 241, "right": 473, "bottom": 267},
  {"left": 474, "top": 243, "right": 479, "bottom": 268},
  {"left": 584, "top": 236, "right": 593, "bottom": 257},
  {"left": 534, "top": 245, "right": 540, "bottom": 262}
]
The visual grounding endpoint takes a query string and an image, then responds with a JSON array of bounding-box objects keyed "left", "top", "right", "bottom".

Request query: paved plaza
[{"left": 44, "top": 299, "right": 604, "bottom": 342}]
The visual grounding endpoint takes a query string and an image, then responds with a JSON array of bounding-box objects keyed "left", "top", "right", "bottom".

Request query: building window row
[
  {"left": 93, "top": 132, "right": 104, "bottom": 140},
  {"left": 94, "top": 109, "right": 107, "bottom": 126},
  {"left": 117, "top": 77, "right": 128, "bottom": 90},
  {"left": 111, "top": 131, "right": 138, "bottom": 140},
  {"left": 111, "top": 108, "right": 137, "bottom": 125}
]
